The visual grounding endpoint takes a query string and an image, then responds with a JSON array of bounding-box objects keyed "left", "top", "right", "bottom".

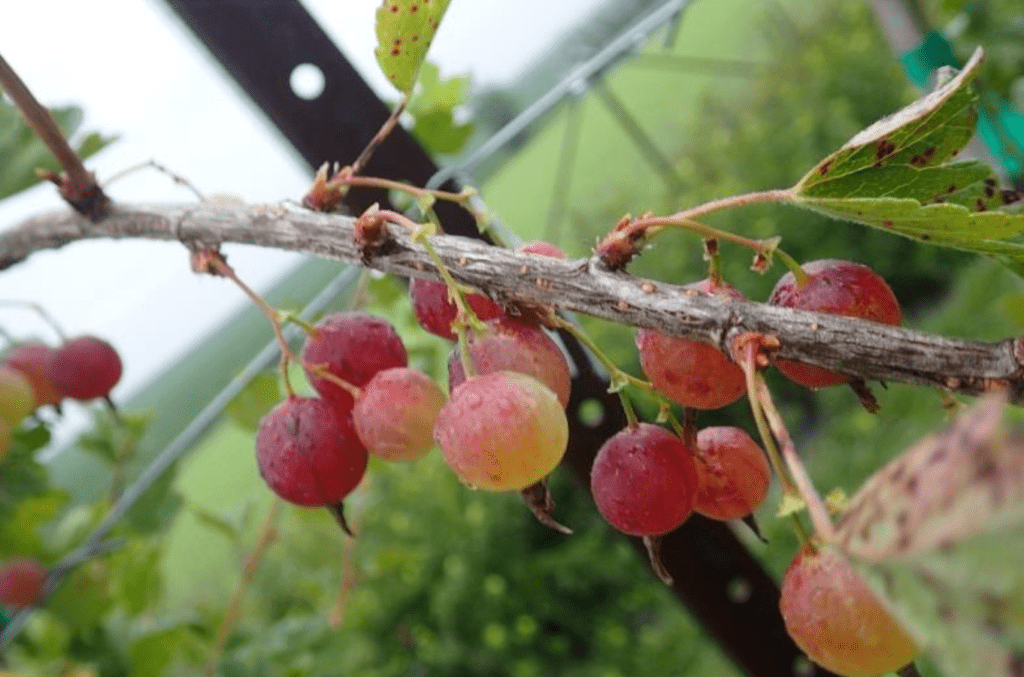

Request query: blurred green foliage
[
  {"left": 0, "top": 99, "right": 114, "bottom": 201},
  {"left": 927, "top": 0, "right": 1024, "bottom": 103}
]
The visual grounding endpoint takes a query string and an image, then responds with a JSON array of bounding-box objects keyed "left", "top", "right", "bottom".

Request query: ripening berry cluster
[
  {"left": 254, "top": 241, "right": 578, "bottom": 512},
  {"left": 0, "top": 336, "right": 123, "bottom": 461},
  {"left": 251, "top": 248, "right": 918, "bottom": 677},
  {"left": 592, "top": 259, "right": 902, "bottom": 540}
]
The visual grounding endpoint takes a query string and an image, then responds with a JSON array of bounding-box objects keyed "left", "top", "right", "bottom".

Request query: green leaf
[
  {"left": 47, "top": 562, "right": 116, "bottom": 632},
  {"left": 407, "top": 63, "right": 475, "bottom": 155},
  {"left": 226, "top": 371, "right": 280, "bottom": 432},
  {"left": 375, "top": 0, "right": 453, "bottom": 95},
  {"left": 407, "top": 61, "right": 470, "bottom": 115},
  {"left": 0, "top": 436, "right": 51, "bottom": 513},
  {"left": 191, "top": 506, "right": 242, "bottom": 545},
  {"left": 110, "top": 541, "right": 163, "bottom": 616},
  {"left": 0, "top": 99, "right": 116, "bottom": 201},
  {"left": 790, "top": 47, "right": 1024, "bottom": 273},
  {"left": 413, "top": 110, "right": 474, "bottom": 154},
  {"left": 129, "top": 625, "right": 201, "bottom": 677},
  {"left": 0, "top": 489, "right": 68, "bottom": 555},
  {"left": 124, "top": 463, "right": 183, "bottom": 536},
  {"left": 835, "top": 396, "right": 1024, "bottom": 677}
]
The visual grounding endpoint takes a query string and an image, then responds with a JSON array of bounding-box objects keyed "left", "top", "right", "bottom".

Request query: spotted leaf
[
  {"left": 835, "top": 396, "right": 1024, "bottom": 677},
  {"left": 789, "top": 48, "right": 1024, "bottom": 276},
  {"left": 375, "top": 0, "right": 452, "bottom": 95}
]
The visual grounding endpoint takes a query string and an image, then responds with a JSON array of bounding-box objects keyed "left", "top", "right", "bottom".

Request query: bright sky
[{"left": 0, "top": 0, "right": 607, "bottom": 428}]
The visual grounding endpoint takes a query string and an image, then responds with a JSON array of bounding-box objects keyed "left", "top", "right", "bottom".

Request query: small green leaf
[
  {"left": 124, "top": 465, "right": 183, "bottom": 536},
  {"left": 407, "top": 62, "right": 471, "bottom": 116},
  {"left": 191, "top": 507, "right": 241, "bottom": 545},
  {"left": 836, "top": 396, "right": 1024, "bottom": 677},
  {"left": 375, "top": 0, "right": 453, "bottom": 95},
  {"left": 47, "top": 562, "right": 116, "bottom": 632},
  {"left": 406, "top": 63, "right": 475, "bottom": 154},
  {"left": 0, "top": 489, "right": 68, "bottom": 555},
  {"left": 130, "top": 625, "right": 201, "bottom": 677},
  {"left": 413, "top": 109, "right": 474, "bottom": 154},
  {"left": 226, "top": 371, "right": 280, "bottom": 432},
  {"left": 110, "top": 540, "right": 163, "bottom": 616}
]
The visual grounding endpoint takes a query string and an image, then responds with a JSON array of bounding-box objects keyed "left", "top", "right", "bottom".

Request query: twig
[
  {"left": 4, "top": 202, "right": 1024, "bottom": 403},
  {"left": 204, "top": 499, "right": 282, "bottom": 677},
  {"left": 350, "top": 97, "right": 408, "bottom": 177},
  {"left": 0, "top": 52, "right": 109, "bottom": 218}
]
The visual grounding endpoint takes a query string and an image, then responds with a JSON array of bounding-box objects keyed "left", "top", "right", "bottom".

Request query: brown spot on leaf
[
  {"left": 976, "top": 198, "right": 988, "bottom": 212},
  {"left": 875, "top": 139, "right": 897, "bottom": 161},
  {"left": 906, "top": 475, "right": 918, "bottom": 495},
  {"left": 1003, "top": 190, "right": 1023, "bottom": 205},
  {"left": 909, "top": 146, "right": 936, "bottom": 166},
  {"left": 985, "top": 185, "right": 996, "bottom": 198},
  {"left": 818, "top": 160, "right": 833, "bottom": 176},
  {"left": 921, "top": 234, "right": 932, "bottom": 240},
  {"left": 389, "top": 3, "right": 399, "bottom": 11},
  {"left": 883, "top": 219, "right": 893, "bottom": 227},
  {"left": 947, "top": 184, "right": 958, "bottom": 194},
  {"left": 410, "top": 3, "right": 418, "bottom": 11}
]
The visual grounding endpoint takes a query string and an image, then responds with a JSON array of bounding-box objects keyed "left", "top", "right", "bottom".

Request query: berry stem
[
  {"left": 384, "top": 210, "right": 493, "bottom": 368},
  {"left": 773, "top": 248, "right": 809, "bottom": 286},
  {"left": 551, "top": 317, "right": 672, "bottom": 427},
  {"left": 340, "top": 175, "right": 473, "bottom": 210},
  {"left": 0, "top": 300, "right": 68, "bottom": 341},
  {"left": 552, "top": 318, "right": 660, "bottom": 397},
  {"left": 704, "top": 238, "right": 722, "bottom": 285},
  {"left": 204, "top": 499, "right": 282, "bottom": 677},
  {"left": 207, "top": 255, "right": 299, "bottom": 397},
  {"left": 735, "top": 337, "right": 812, "bottom": 546},
  {"left": 752, "top": 374, "right": 835, "bottom": 542},
  {"left": 619, "top": 390, "right": 640, "bottom": 428},
  {"left": 736, "top": 339, "right": 792, "bottom": 492},
  {"left": 304, "top": 361, "right": 362, "bottom": 399}
]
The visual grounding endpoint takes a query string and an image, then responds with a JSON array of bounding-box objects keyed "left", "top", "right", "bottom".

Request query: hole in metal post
[{"left": 290, "top": 63, "right": 325, "bottom": 100}]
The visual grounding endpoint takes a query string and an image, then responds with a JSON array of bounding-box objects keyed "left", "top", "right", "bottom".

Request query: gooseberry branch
[{"left": 4, "top": 202, "right": 1024, "bottom": 405}]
